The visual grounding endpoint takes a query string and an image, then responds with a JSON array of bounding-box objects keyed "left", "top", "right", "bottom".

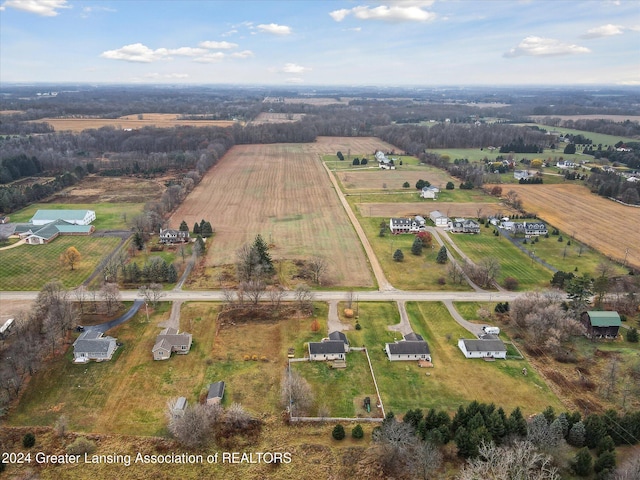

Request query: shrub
[
  {"left": 332, "top": 424, "right": 346, "bottom": 440},
  {"left": 627, "top": 327, "right": 639, "bottom": 343},
  {"left": 446, "top": 181, "right": 454, "bottom": 190},
  {"left": 558, "top": 236, "right": 563, "bottom": 242},
  {"left": 352, "top": 424, "right": 364, "bottom": 439},
  {"left": 393, "top": 249, "right": 404, "bottom": 262},
  {"left": 402, "top": 181, "right": 410, "bottom": 188},
  {"left": 503, "top": 277, "right": 519, "bottom": 291},
  {"left": 355, "top": 321, "right": 361, "bottom": 330},
  {"left": 251, "top": 355, "right": 258, "bottom": 361},
  {"left": 66, "top": 437, "right": 96, "bottom": 455},
  {"left": 22, "top": 433, "right": 36, "bottom": 448},
  {"left": 243, "top": 354, "right": 250, "bottom": 361},
  {"left": 437, "top": 277, "right": 446, "bottom": 285}
]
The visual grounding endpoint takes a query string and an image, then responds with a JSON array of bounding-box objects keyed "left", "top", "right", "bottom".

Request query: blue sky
[{"left": 1, "top": 0, "right": 639, "bottom": 86}]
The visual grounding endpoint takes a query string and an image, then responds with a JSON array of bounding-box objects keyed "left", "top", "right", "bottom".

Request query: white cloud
[
  {"left": 0, "top": 0, "right": 70, "bottom": 16},
  {"left": 81, "top": 5, "right": 116, "bottom": 18},
  {"left": 504, "top": 36, "right": 590, "bottom": 58},
  {"left": 330, "top": 4, "right": 436, "bottom": 23},
  {"left": 282, "top": 63, "right": 310, "bottom": 74},
  {"left": 199, "top": 40, "right": 238, "bottom": 50},
  {"left": 100, "top": 44, "right": 207, "bottom": 63},
  {"left": 257, "top": 23, "right": 292, "bottom": 35},
  {"left": 231, "top": 50, "right": 254, "bottom": 59},
  {"left": 194, "top": 52, "right": 226, "bottom": 63},
  {"left": 581, "top": 24, "right": 625, "bottom": 38}
]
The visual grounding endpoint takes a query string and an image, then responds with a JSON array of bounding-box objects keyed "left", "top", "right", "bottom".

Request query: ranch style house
[
  {"left": 420, "top": 186, "right": 439, "bottom": 199},
  {"left": 73, "top": 330, "right": 118, "bottom": 363},
  {"left": 385, "top": 333, "right": 432, "bottom": 362},
  {"left": 152, "top": 327, "right": 193, "bottom": 360},
  {"left": 308, "top": 331, "right": 350, "bottom": 361},
  {"left": 458, "top": 337, "right": 507, "bottom": 359}
]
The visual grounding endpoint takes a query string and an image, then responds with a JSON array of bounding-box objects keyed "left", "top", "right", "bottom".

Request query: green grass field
[
  {"left": 521, "top": 124, "right": 639, "bottom": 148},
  {"left": 0, "top": 236, "right": 121, "bottom": 290},
  {"left": 9, "top": 202, "right": 142, "bottom": 230},
  {"left": 358, "top": 216, "right": 472, "bottom": 291},
  {"left": 446, "top": 229, "right": 554, "bottom": 290}
]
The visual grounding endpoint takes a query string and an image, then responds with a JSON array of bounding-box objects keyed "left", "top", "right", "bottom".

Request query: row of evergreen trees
[
  {"left": 179, "top": 218, "right": 213, "bottom": 238},
  {"left": 121, "top": 257, "right": 178, "bottom": 284}
]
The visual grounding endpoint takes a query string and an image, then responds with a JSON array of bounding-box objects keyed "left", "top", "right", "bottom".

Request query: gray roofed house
[
  {"left": 308, "top": 340, "right": 347, "bottom": 361},
  {"left": 448, "top": 218, "right": 480, "bottom": 234},
  {"left": 206, "top": 381, "right": 225, "bottom": 405},
  {"left": 152, "top": 327, "right": 193, "bottom": 360},
  {"left": 385, "top": 336, "right": 431, "bottom": 362},
  {"left": 328, "top": 331, "right": 350, "bottom": 350},
  {"left": 458, "top": 338, "right": 507, "bottom": 359},
  {"left": 73, "top": 330, "right": 118, "bottom": 363}
]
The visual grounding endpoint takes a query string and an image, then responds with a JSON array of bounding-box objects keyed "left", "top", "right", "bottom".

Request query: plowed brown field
[
  {"left": 494, "top": 184, "right": 640, "bottom": 270},
  {"left": 170, "top": 137, "right": 396, "bottom": 287}
]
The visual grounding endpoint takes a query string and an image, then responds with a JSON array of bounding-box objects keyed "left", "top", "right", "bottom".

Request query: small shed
[
  {"left": 580, "top": 311, "right": 621, "bottom": 339},
  {"left": 207, "top": 381, "right": 225, "bottom": 405}
]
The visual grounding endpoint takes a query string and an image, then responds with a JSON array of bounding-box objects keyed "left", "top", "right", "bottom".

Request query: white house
[
  {"left": 159, "top": 228, "right": 190, "bottom": 244},
  {"left": 458, "top": 338, "right": 507, "bottom": 359},
  {"left": 308, "top": 341, "right": 346, "bottom": 361},
  {"left": 30, "top": 209, "right": 96, "bottom": 226},
  {"left": 385, "top": 334, "right": 431, "bottom": 362},
  {"left": 514, "top": 170, "right": 531, "bottom": 180},
  {"left": 73, "top": 330, "right": 117, "bottom": 363},
  {"left": 420, "top": 186, "right": 440, "bottom": 199},
  {"left": 389, "top": 217, "right": 426, "bottom": 234},
  {"left": 430, "top": 211, "right": 449, "bottom": 227}
]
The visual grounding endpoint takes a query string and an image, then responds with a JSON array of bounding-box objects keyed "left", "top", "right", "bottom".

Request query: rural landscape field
[{"left": 4, "top": 0, "right": 640, "bottom": 476}]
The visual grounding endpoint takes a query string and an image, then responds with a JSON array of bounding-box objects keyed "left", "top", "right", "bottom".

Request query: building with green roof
[{"left": 580, "top": 311, "right": 621, "bottom": 339}]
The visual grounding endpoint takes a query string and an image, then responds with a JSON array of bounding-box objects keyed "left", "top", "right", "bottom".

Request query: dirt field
[
  {"left": 170, "top": 139, "right": 398, "bottom": 287},
  {"left": 250, "top": 112, "right": 305, "bottom": 124},
  {"left": 358, "top": 202, "right": 513, "bottom": 219},
  {"left": 31, "top": 113, "right": 236, "bottom": 132},
  {"left": 494, "top": 184, "right": 640, "bottom": 270},
  {"left": 338, "top": 168, "right": 457, "bottom": 191},
  {"left": 47, "top": 175, "right": 165, "bottom": 204}
]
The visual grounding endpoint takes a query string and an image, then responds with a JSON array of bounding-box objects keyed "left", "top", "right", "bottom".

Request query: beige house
[{"left": 152, "top": 327, "right": 192, "bottom": 360}]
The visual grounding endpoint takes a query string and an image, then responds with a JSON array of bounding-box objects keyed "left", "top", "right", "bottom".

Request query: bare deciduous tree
[
  {"left": 138, "top": 283, "right": 165, "bottom": 306},
  {"left": 167, "top": 403, "right": 217, "bottom": 448},
  {"left": 100, "top": 283, "right": 121, "bottom": 315},
  {"left": 447, "top": 262, "right": 466, "bottom": 285},
  {"left": 308, "top": 256, "right": 328, "bottom": 285},
  {"left": 268, "top": 285, "right": 286, "bottom": 312},
  {"left": 281, "top": 369, "right": 315, "bottom": 417},
  {"left": 239, "top": 279, "right": 266, "bottom": 306},
  {"left": 224, "top": 402, "right": 252, "bottom": 431},
  {"left": 458, "top": 440, "right": 559, "bottom": 480},
  {"left": 295, "top": 284, "right": 314, "bottom": 315}
]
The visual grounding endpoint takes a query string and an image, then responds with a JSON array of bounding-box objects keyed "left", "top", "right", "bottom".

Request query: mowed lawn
[
  {"left": 0, "top": 236, "right": 121, "bottom": 290},
  {"left": 9, "top": 202, "right": 141, "bottom": 230},
  {"left": 446, "top": 229, "right": 553, "bottom": 289},
  {"left": 358, "top": 216, "right": 472, "bottom": 291},
  {"left": 9, "top": 302, "right": 332, "bottom": 435}
]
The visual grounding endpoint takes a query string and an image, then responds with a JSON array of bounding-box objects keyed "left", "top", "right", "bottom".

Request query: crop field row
[
  {"left": 170, "top": 140, "right": 398, "bottom": 288},
  {"left": 494, "top": 184, "right": 640, "bottom": 271}
]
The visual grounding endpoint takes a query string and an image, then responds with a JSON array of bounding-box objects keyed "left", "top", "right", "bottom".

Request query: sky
[{"left": 1, "top": 0, "right": 639, "bottom": 86}]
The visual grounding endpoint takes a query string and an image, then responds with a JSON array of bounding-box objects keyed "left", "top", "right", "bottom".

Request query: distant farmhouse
[
  {"left": 430, "top": 211, "right": 449, "bottom": 227},
  {"left": 580, "top": 311, "right": 621, "bottom": 339},
  {"left": 308, "top": 331, "right": 350, "bottom": 361},
  {"left": 152, "top": 327, "right": 193, "bottom": 360},
  {"left": 514, "top": 221, "right": 548, "bottom": 236},
  {"left": 385, "top": 333, "right": 431, "bottom": 362},
  {"left": 514, "top": 170, "right": 531, "bottom": 180},
  {"left": 375, "top": 151, "right": 396, "bottom": 170},
  {"left": 448, "top": 218, "right": 480, "bottom": 234},
  {"left": 420, "top": 186, "right": 440, "bottom": 199},
  {"left": 73, "top": 330, "right": 117, "bottom": 363},
  {"left": 389, "top": 216, "right": 426, "bottom": 234},
  {"left": 12, "top": 209, "right": 96, "bottom": 245},
  {"left": 159, "top": 228, "right": 189, "bottom": 245}
]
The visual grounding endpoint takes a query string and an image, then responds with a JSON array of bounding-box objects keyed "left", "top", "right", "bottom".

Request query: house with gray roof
[
  {"left": 458, "top": 338, "right": 507, "bottom": 359},
  {"left": 73, "top": 330, "right": 118, "bottom": 363},
  {"left": 448, "top": 218, "right": 480, "bottom": 234},
  {"left": 152, "top": 327, "right": 193, "bottom": 360},
  {"left": 206, "top": 381, "right": 225, "bottom": 405},
  {"left": 385, "top": 334, "right": 431, "bottom": 362}
]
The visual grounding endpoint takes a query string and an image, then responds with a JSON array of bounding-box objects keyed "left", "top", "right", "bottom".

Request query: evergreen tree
[
  {"left": 568, "top": 420, "right": 586, "bottom": 447},
  {"left": 252, "top": 234, "right": 274, "bottom": 275},
  {"left": 393, "top": 249, "right": 404, "bottom": 262},
  {"left": 487, "top": 410, "right": 506, "bottom": 443},
  {"left": 627, "top": 327, "right": 639, "bottom": 343},
  {"left": 507, "top": 407, "right": 528, "bottom": 437},
  {"left": 596, "top": 435, "right": 615, "bottom": 456},
  {"left": 572, "top": 447, "right": 592, "bottom": 476},
  {"left": 404, "top": 408, "right": 423, "bottom": 429},
  {"left": 436, "top": 246, "right": 448, "bottom": 264},
  {"left": 179, "top": 220, "right": 189, "bottom": 232},
  {"left": 167, "top": 264, "right": 178, "bottom": 283},
  {"left": 411, "top": 236, "right": 423, "bottom": 255},
  {"left": 332, "top": 424, "right": 345, "bottom": 440},
  {"left": 351, "top": 424, "right": 364, "bottom": 439},
  {"left": 593, "top": 450, "right": 616, "bottom": 474},
  {"left": 542, "top": 406, "right": 556, "bottom": 423},
  {"left": 584, "top": 414, "right": 607, "bottom": 449},
  {"left": 133, "top": 231, "right": 145, "bottom": 251},
  {"left": 193, "top": 222, "right": 200, "bottom": 235},
  {"left": 200, "top": 221, "right": 213, "bottom": 238}
]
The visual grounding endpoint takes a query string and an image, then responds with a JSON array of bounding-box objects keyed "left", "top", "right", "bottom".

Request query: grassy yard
[
  {"left": 0, "top": 236, "right": 121, "bottom": 290},
  {"left": 447, "top": 228, "right": 554, "bottom": 290},
  {"left": 8, "top": 302, "right": 331, "bottom": 435},
  {"left": 8, "top": 202, "right": 142, "bottom": 230},
  {"left": 358, "top": 215, "right": 472, "bottom": 291}
]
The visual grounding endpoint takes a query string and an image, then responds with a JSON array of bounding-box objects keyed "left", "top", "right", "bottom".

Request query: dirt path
[
  {"left": 159, "top": 301, "right": 182, "bottom": 330},
  {"left": 322, "top": 161, "right": 393, "bottom": 291},
  {"left": 0, "top": 239, "right": 26, "bottom": 250},
  {"left": 326, "top": 300, "right": 352, "bottom": 332}
]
